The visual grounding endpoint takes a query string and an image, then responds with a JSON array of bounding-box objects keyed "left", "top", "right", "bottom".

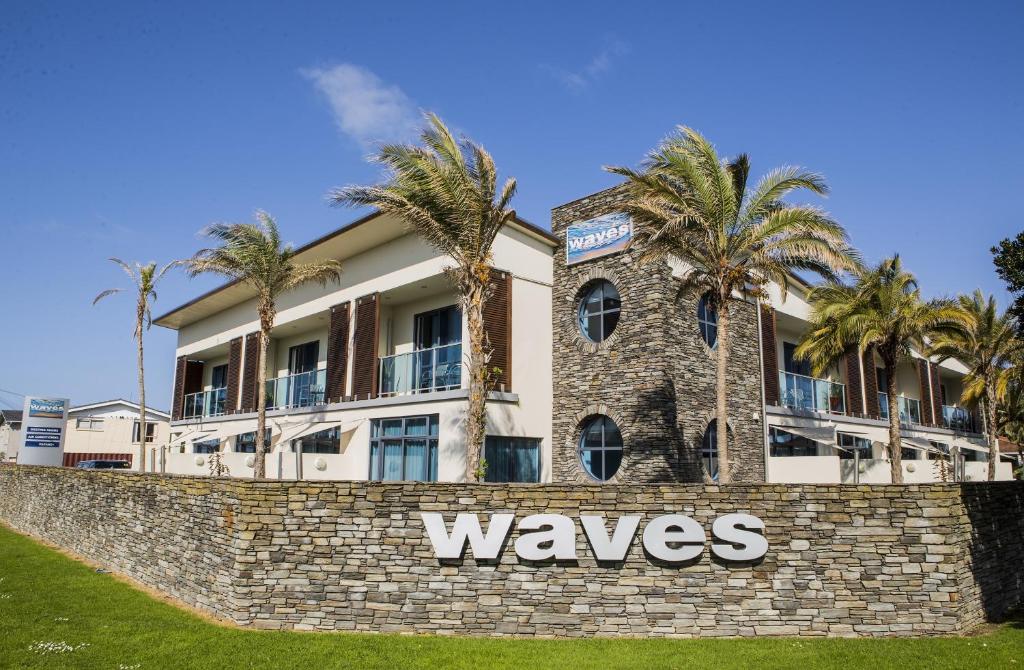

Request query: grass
[{"left": 0, "top": 524, "right": 1021, "bottom": 670}]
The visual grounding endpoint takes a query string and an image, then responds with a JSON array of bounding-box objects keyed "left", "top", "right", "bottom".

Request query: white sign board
[{"left": 17, "top": 396, "right": 69, "bottom": 467}]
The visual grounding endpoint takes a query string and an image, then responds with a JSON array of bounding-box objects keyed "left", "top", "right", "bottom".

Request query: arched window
[
  {"left": 578, "top": 280, "right": 621, "bottom": 343},
  {"left": 697, "top": 294, "right": 718, "bottom": 348},
  {"left": 701, "top": 420, "right": 720, "bottom": 480},
  {"left": 578, "top": 415, "right": 623, "bottom": 481}
]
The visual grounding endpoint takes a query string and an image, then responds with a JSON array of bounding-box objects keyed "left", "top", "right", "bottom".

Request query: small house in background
[
  {"left": 0, "top": 409, "right": 23, "bottom": 460},
  {"left": 63, "top": 399, "right": 170, "bottom": 468}
]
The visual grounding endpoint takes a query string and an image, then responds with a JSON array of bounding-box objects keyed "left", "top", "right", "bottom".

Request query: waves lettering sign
[
  {"left": 565, "top": 212, "right": 632, "bottom": 266},
  {"left": 18, "top": 396, "right": 69, "bottom": 466}
]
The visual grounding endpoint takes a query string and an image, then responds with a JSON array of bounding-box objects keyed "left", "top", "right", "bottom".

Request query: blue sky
[{"left": 1, "top": 1, "right": 1022, "bottom": 411}]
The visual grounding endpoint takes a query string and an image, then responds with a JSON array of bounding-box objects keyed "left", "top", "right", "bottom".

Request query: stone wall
[
  {"left": 551, "top": 186, "right": 766, "bottom": 483},
  {"left": 2, "top": 467, "right": 1022, "bottom": 637}
]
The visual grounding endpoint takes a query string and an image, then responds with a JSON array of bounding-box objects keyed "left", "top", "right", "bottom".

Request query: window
[
  {"left": 769, "top": 427, "right": 819, "bottom": 457},
  {"left": 928, "top": 441, "right": 950, "bottom": 461},
  {"left": 902, "top": 446, "right": 921, "bottom": 461},
  {"left": 296, "top": 427, "right": 340, "bottom": 454},
  {"left": 484, "top": 436, "right": 541, "bottom": 483},
  {"left": 211, "top": 364, "right": 228, "bottom": 389},
  {"left": 837, "top": 432, "right": 871, "bottom": 460},
  {"left": 578, "top": 415, "right": 623, "bottom": 481},
  {"left": 962, "top": 447, "right": 986, "bottom": 462},
  {"left": 702, "top": 420, "right": 721, "bottom": 479},
  {"left": 697, "top": 294, "right": 718, "bottom": 348},
  {"left": 132, "top": 421, "right": 156, "bottom": 443},
  {"left": 783, "top": 342, "right": 811, "bottom": 377},
  {"left": 235, "top": 429, "right": 271, "bottom": 453},
  {"left": 75, "top": 417, "right": 104, "bottom": 431},
  {"left": 414, "top": 305, "right": 462, "bottom": 349},
  {"left": 194, "top": 439, "right": 220, "bottom": 454},
  {"left": 288, "top": 341, "right": 320, "bottom": 375},
  {"left": 369, "top": 415, "right": 439, "bottom": 481},
  {"left": 577, "top": 281, "right": 621, "bottom": 343}
]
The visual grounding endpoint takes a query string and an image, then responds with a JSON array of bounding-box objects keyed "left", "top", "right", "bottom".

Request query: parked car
[{"left": 75, "top": 460, "right": 131, "bottom": 470}]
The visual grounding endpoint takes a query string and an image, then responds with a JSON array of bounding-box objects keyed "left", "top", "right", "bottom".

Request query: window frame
[
  {"left": 769, "top": 427, "right": 820, "bottom": 457},
  {"left": 577, "top": 280, "right": 621, "bottom": 344},
  {"left": 369, "top": 414, "right": 440, "bottom": 482},
  {"left": 701, "top": 420, "right": 720, "bottom": 479},
  {"left": 132, "top": 420, "right": 156, "bottom": 444},
  {"left": 697, "top": 293, "right": 718, "bottom": 349},
  {"left": 75, "top": 417, "right": 105, "bottom": 431},
  {"left": 483, "top": 436, "right": 542, "bottom": 483},
  {"left": 577, "top": 415, "right": 623, "bottom": 481},
  {"left": 836, "top": 432, "right": 872, "bottom": 460}
]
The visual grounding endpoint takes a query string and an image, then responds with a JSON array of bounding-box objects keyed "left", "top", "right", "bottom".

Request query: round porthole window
[
  {"left": 577, "top": 280, "right": 621, "bottom": 343},
  {"left": 697, "top": 293, "right": 718, "bottom": 348},
  {"left": 578, "top": 415, "right": 623, "bottom": 481}
]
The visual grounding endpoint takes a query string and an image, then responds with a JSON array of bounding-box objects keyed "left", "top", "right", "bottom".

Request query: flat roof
[{"left": 154, "top": 211, "right": 558, "bottom": 331}]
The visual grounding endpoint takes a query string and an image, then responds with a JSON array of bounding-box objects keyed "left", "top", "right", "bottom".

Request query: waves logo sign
[
  {"left": 566, "top": 212, "right": 632, "bottom": 266},
  {"left": 28, "top": 398, "right": 66, "bottom": 419}
]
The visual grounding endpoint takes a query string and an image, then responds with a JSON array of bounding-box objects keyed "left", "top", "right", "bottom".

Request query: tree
[
  {"left": 992, "top": 232, "right": 1024, "bottom": 328},
  {"left": 330, "top": 113, "right": 517, "bottom": 482},
  {"left": 795, "top": 257, "right": 965, "bottom": 483},
  {"left": 185, "top": 212, "right": 342, "bottom": 479},
  {"left": 929, "top": 290, "right": 1019, "bottom": 480},
  {"left": 606, "top": 126, "right": 860, "bottom": 483},
  {"left": 93, "top": 259, "right": 178, "bottom": 472}
]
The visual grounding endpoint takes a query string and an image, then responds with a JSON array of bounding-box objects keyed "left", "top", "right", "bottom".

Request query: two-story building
[{"left": 154, "top": 211, "right": 556, "bottom": 482}]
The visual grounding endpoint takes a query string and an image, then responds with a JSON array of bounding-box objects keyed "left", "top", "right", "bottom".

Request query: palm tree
[
  {"left": 94, "top": 259, "right": 178, "bottom": 472},
  {"left": 329, "top": 113, "right": 517, "bottom": 482},
  {"left": 185, "top": 212, "right": 342, "bottom": 479},
  {"left": 795, "top": 257, "right": 965, "bottom": 483},
  {"left": 928, "top": 290, "right": 1019, "bottom": 480},
  {"left": 606, "top": 127, "right": 860, "bottom": 483}
]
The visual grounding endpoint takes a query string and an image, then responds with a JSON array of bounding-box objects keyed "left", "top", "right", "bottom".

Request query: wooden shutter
[
  {"left": 226, "top": 337, "right": 243, "bottom": 413},
  {"left": 326, "top": 301, "right": 351, "bottom": 402},
  {"left": 862, "top": 350, "right": 880, "bottom": 418},
  {"left": 240, "top": 332, "right": 260, "bottom": 412},
  {"left": 183, "top": 361, "right": 204, "bottom": 397},
  {"left": 351, "top": 294, "right": 380, "bottom": 399},
  {"left": 483, "top": 270, "right": 512, "bottom": 392},
  {"left": 760, "top": 305, "right": 779, "bottom": 407},
  {"left": 844, "top": 350, "right": 864, "bottom": 416},
  {"left": 917, "top": 359, "right": 935, "bottom": 425},
  {"left": 171, "top": 355, "right": 187, "bottom": 420},
  {"left": 930, "top": 363, "right": 944, "bottom": 425}
]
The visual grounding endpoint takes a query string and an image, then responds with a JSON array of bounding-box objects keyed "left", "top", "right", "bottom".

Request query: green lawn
[{"left": 0, "top": 524, "right": 1021, "bottom": 670}]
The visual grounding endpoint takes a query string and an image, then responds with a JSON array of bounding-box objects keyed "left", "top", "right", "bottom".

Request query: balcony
[
  {"left": 878, "top": 393, "right": 922, "bottom": 425},
  {"left": 778, "top": 371, "right": 846, "bottom": 414},
  {"left": 265, "top": 369, "right": 327, "bottom": 410},
  {"left": 182, "top": 387, "right": 228, "bottom": 419},
  {"left": 379, "top": 343, "right": 462, "bottom": 397},
  {"left": 942, "top": 405, "right": 977, "bottom": 433}
]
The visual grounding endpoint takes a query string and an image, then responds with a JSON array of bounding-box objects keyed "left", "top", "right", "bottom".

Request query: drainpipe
[
  {"left": 858, "top": 352, "right": 868, "bottom": 417},
  {"left": 756, "top": 303, "right": 770, "bottom": 483}
]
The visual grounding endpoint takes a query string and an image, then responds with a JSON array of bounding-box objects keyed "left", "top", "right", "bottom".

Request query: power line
[{"left": 0, "top": 388, "right": 26, "bottom": 398}]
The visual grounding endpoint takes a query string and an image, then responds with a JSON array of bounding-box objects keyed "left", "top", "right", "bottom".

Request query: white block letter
[
  {"left": 580, "top": 515, "right": 641, "bottom": 561},
  {"left": 420, "top": 513, "right": 514, "bottom": 560},
  {"left": 711, "top": 513, "right": 768, "bottom": 562},
  {"left": 642, "top": 514, "right": 705, "bottom": 562},
  {"left": 514, "top": 514, "right": 577, "bottom": 561}
]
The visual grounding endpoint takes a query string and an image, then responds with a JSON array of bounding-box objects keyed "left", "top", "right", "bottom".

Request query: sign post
[{"left": 16, "top": 396, "right": 69, "bottom": 467}]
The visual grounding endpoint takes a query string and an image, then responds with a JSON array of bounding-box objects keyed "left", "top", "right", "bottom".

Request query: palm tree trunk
[
  {"left": 885, "top": 360, "right": 903, "bottom": 484},
  {"left": 254, "top": 318, "right": 271, "bottom": 480},
  {"left": 464, "top": 279, "right": 488, "bottom": 482},
  {"left": 136, "top": 300, "right": 147, "bottom": 473},
  {"left": 715, "top": 305, "right": 731, "bottom": 484},
  {"left": 985, "top": 383, "right": 998, "bottom": 481}
]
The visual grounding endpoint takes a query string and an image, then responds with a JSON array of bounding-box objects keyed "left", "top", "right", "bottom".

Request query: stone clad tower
[{"left": 550, "top": 186, "right": 767, "bottom": 483}]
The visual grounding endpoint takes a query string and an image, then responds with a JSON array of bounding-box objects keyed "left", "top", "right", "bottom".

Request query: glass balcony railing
[
  {"left": 265, "top": 369, "right": 327, "bottom": 410},
  {"left": 182, "top": 387, "right": 228, "bottom": 419},
  {"left": 778, "top": 371, "right": 846, "bottom": 414},
  {"left": 379, "top": 343, "right": 462, "bottom": 397},
  {"left": 942, "top": 405, "right": 976, "bottom": 433},
  {"left": 878, "top": 393, "right": 922, "bottom": 425}
]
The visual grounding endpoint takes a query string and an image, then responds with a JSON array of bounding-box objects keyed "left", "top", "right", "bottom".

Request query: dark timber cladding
[
  {"left": 183, "top": 360, "right": 204, "bottom": 401},
  {"left": 483, "top": 270, "right": 512, "bottom": 392},
  {"left": 918, "top": 359, "right": 935, "bottom": 425},
  {"left": 240, "top": 332, "right": 260, "bottom": 412},
  {"left": 351, "top": 293, "right": 379, "bottom": 399},
  {"left": 845, "top": 350, "right": 864, "bottom": 416},
  {"left": 759, "top": 305, "right": 779, "bottom": 406},
  {"left": 171, "top": 355, "right": 187, "bottom": 420},
  {"left": 226, "top": 337, "right": 242, "bottom": 413},
  {"left": 326, "top": 301, "right": 351, "bottom": 402},
  {"left": 930, "top": 362, "right": 944, "bottom": 422},
  {"left": 863, "top": 350, "right": 880, "bottom": 418}
]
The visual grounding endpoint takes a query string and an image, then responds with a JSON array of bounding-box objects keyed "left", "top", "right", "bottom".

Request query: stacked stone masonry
[
  {"left": 551, "top": 186, "right": 766, "bottom": 483},
  {"left": 1, "top": 467, "right": 1021, "bottom": 637}
]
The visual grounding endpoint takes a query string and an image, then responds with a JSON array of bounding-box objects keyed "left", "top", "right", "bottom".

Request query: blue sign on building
[
  {"left": 566, "top": 212, "right": 632, "bottom": 266},
  {"left": 25, "top": 426, "right": 62, "bottom": 448}
]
